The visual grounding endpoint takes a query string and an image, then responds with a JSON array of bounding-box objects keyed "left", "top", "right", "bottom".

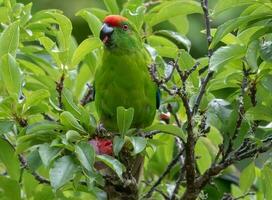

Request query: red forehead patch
[{"left": 103, "top": 15, "right": 128, "bottom": 27}]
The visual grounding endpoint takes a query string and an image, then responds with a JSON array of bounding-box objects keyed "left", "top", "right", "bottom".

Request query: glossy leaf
[
  {"left": 113, "top": 136, "right": 125, "bottom": 156},
  {"left": 39, "top": 143, "right": 61, "bottom": 167},
  {"left": 103, "top": 0, "right": 119, "bottom": 14},
  {"left": 0, "top": 54, "right": 22, "bottom": 98},
  {"left": 71, "top": 37, "right": 102, "bottom": 67},
  {"left": 210, "top": 44, "right": 246, "bottom": 71},
  {"left": 0, "top": 176, "right": 21, "bottom": 200},
  {"left": 75, "top": 141, "right": 95, "bottom": 172},
  {"left": 240, "top": 161, "right": 256, "bottom": 193},
  {"left": 60, "top": 111, "right": 86, "bottom": 133},
  {"left": 62, "top": 88, "right": 81, "bottom": 119},
  {"left": 128, "top": 136, "right": 147, "bottom": 155},
  {"left": 144, "top": 124, "right": 185, "bottom": 140},
  {"left": 0, "top": 138, "right": 20, "bottom": 180},
  {"left": 195, "top": 139, "right": 212, "bottom": 174},
  {"left": 155, "top": 30, "right": 191, "bottom": 51},
  {"left": 96, "top": 155, "right": 125, "bottom": 180},
  {"left": 211, "top": 14, "right": 272, "bottom": 48},
  {"left": 260, "top": 40, "right": 272, "bottom": 63},
  {"left": 117, "top": 106, "right": 134, "bottom": 136},
  {"left": 0, "top": 21, "right": 19, "bottom": 57},
  {"left": 49, "top": 155, "right": 77, "bottom": 190},
  {"left": 76, "top": 9, "right": 102, "bottom": 38},
  {"left": 246, "top": 40, "right": 259, "bottom": 71},
  {"left": 149, "top": 0, "right": 202, "bottom": 26}
]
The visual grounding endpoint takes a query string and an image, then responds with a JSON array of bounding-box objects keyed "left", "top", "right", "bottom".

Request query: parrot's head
[{"left": 100, "top": 15, "right": 142, "bottom": 52}]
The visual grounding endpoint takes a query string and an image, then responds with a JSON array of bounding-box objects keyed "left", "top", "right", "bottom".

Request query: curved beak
[{"left": 100, "top": 23, "right": 114, "bottom": 45}]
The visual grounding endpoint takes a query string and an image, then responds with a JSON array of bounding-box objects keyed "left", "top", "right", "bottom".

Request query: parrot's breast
[{"left": 94, "top": 49, "right": 157, "bottom": 131}]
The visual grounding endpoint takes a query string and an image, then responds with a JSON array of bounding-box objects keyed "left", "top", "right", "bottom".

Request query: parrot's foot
[{"left": 95, "top": 123, "right": 108, "bottom": 136}]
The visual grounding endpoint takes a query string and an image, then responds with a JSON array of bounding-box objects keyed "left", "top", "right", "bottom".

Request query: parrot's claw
[{"left": 95, "top": 123, "right": 108, "bottom": 136}]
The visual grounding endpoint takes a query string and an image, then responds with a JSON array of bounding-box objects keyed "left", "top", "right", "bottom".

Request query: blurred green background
[{"left": 18, "top": 0, "right": 242, "bottom": 58}]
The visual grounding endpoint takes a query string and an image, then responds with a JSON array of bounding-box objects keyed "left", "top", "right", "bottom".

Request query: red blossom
[{"left": 89, "top": 137, "right": 113, "bottom": 155}]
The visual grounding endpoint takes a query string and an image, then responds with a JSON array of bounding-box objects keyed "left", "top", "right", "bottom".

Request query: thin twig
[
  {"left": 80, "top": 83, "right": 95, "bottom": 106},
  {"left": 142, "top": 149, "right": 184, "bottom": 199},
  {"left": 223, "top": 66, "right": 248, "bottom": 160},
  {"left": 56, "top": 73, "right": 65, "bottom": 109},
  {"left": 169, "top": 165, "right": 186, "bottom": 200},
  {"left": 192, "top": 0, "right": 214, "bottom": 116},
  {"left": 42, "top": 113, "right": 55, "bottom": 121},
  {"left": 18, "top": 155, "right": 50, "bottom": 184},
  {"left": 142, "top": 130, "right": 161, "bottom": 138},
  {"left": 192, "top": 71, "right": 214, "bottom": 115},
  {"left": 144, "top": 0, "right": 161, "bottom": 7},
  {"left": 196, "top": 135, "right": 272, "bottom": 190}
]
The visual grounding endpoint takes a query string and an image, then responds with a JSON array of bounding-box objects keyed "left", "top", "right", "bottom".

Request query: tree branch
[
  {"left": 56, "top": 73, "right": 65, "bottom": 109},
  {"left": 18, "top": 154, "right": 50, "bottom": 184},
  {"left": 142, "top": 149, "right": 184, "bottom": 199},
  {"left": 80, "top": 83, "right": 95, "bottom": 106},
  {"left": 223, "top": 66, "right": 248, "bottom": 160},
  {"left": 192, "top": 0, "right": 214, "bottom": 116}
]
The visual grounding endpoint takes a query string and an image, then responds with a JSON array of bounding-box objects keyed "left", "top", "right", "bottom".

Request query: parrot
[{"left": 94, "top": 15, "right": 160, "bottom": 131}]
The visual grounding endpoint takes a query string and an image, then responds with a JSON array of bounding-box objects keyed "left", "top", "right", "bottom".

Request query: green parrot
[{"left": 94, "top": 15, "right": 160, "bottom": 131}]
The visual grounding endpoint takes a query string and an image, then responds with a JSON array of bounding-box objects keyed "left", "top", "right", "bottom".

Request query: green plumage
[{"left": 94, "top": 19, "right": 157, "bottom": 131}]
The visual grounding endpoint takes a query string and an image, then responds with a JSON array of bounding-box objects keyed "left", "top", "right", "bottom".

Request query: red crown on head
[{"left": 103, "top": 15, "right": 128, "bottom": 27}]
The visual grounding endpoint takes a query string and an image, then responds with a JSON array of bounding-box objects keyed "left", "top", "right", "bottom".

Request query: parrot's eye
[{"left": 122, "top": 24, "right": 129, "bottom": 31}]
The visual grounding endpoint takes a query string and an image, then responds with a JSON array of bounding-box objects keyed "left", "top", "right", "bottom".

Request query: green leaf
[
  {"left": 96, "top": 155, "right": 125, "bottom": 180},
  {"left": 103, "top": 0, "right": 119, "bottom": 14},
  {"left": 210, "top": 44, "right": 246, "bottom": 71},
  {"left": 23, "top": 89, "right": 50, "bottom": 113},
  {"left": 195, "top": 139, "right": 212, "bottom": 174},
  {"left": 149, "top": 0, "right": 202, "bottom": 26},
  {"left": 46, "top": 12, "right": 72, "bottom": 51},
  {"left": 213, "top": 0, "right": 256, "bottom": 16},
  {"left": 60, "top": 111, "right": 86, "bottom": 133},
  {"left": 240, "top": 161, "right": 256, "bottom": 193},
  {"left": 0, "top": 120, "right": 14, "bottom": 135},
  {"left": 154, "top": 30, "right": 191, "bottom": 51},
  {"left": 76, "top": 9, "right": 102, "bottom": 38},
  {"left": 260, "top": 40, "right": 272, "bottom": 63},
  {"left": 117, "top": 106, "right": 134, "bottom": 136},
  {"left": 26, "top": 121, "right": 63, "bottom": 134},
  {"left": 62, "top": 88, "right": 81, "bottom": 119},
  {"left": 26, "top": 149, "right": 42, "bottom": 172},
  {"left": 122, "top": 6, "right": 146, "bottom": 30},
  {"left": 0, "top": 54, "right": 22, "bottom": 98},
  {"left": 144, "top": 124, "right": 185, "bottom": 140},
  {"left": 261, "top": 163, "right": 272, "bottom": 200},
  {"left": 246, "top": 40, "right": 259, "bottom": 71},
  {"left": 128, "top": 136, "right": 147, "bottom": 155},
  {"left": 71, "top": 37, "right": 102, "bottom": 67},
  {"left": 38, "top": 143, "right": 61, "bottom": 167},
  {"left": 178, "top": 49, "right": 195, "bottom": 70},
  {"left": 211, "top": 14, "right": 272, "bottom": 48},
  {"left": 0, "top": 7, "right": 9, "bottom": 23},
  {"left": 75, "top": 141, "right": 95, "bottom": 172},
  {"left": 169, "top": 15, "right": 189, "bottom": 35},
  {"left": 0, "top": 176, "right": 21, "bottom": 200},
  {"left": 0, "top": 21, "right": 19, "bottom": 57},
  {"left": 66, "top": 130, "right": 81, "bottom": 143},
  {"left": 113, "top": 136, "right": 125, "bottom": 156},
  {"left": 246, "top": 105, "right": 272, "bottom": 121},
  {"left": 0, "top": 138, "right": 20, "bottom": 180},
  {"left": 49, "top": 155, "right": 77, "bottom": 190}
]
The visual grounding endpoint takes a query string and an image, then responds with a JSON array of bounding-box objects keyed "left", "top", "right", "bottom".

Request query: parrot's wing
[{"left": 156, "top": 88, "right": 160, "bottom": 109}]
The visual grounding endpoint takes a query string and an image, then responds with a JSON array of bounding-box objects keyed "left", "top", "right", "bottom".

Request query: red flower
[{"left": 89, "top": 137, "right": 113, "bottom": 155}]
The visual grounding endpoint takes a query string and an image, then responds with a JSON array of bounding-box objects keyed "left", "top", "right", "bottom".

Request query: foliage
[{"left": 0, "top": 0, "right": 272, "bottom": 199}]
